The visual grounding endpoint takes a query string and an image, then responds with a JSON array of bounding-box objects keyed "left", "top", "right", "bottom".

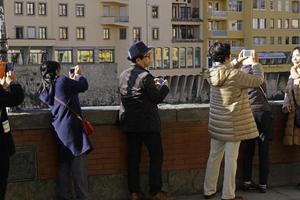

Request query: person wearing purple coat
[{"left": 39, "top": 61, "right": 93, "bottom": 200}]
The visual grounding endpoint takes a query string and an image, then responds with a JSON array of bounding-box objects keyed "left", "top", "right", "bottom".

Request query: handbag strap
[
  {"left": 54, "top": 96, "right": 83, "bottom": 121},
  {"left": 259, "top": 86, "right": 268, "bottom": 101},
  {"left": 291, "top": 80, "right": 298, "bottom": 107}
]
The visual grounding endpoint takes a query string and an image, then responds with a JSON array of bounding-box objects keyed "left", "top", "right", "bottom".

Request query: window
[
  {"left": 179, "top": 47, "right": 186, "bottom": 68},
  {"left": 76, "top": 27, "right": 85, "bottom": 40},
  {"left": 14, "top": 2, "right": 23, "bottom": 15},
  {"left": 278, "top": 36, "right": 282, "bottom": 44},
  {"left": 228, "top": 0, "right": 243, "bottom": 11},
  {"left": 152, "top": 6, "right": 158, "bottom": 18},
  {"left": 154, "top": 48, "right": 162, "bottom": 68},
  {"left": 152, "top": 28, "right": 159, "bottom": 40},
  {"left": 253, "top": 18, "right": 266, "bottom": 29},
  {"left": 27, "top": 27, "right": 36, "bottom": 39},
  {"left": 103, "top": 28, "right": 110, "bottom": 40},
  {"left": 278, "top": 0, "right": 282, "bottom": 11},
  {"left": 119, "top": 28, "right": 127, "bottom": 40},
  {"left": 54, "top": 50, "right": 72, "bottom": 63},
  {"left": 76, "top": 4, "right": 85, "bottom": 17},
  {"left": 99, "top": 49, "right": 114, "bottom": 63},
  {"left": 253, "top": 0, "right": 265, "bottom": 9},
  {"left": 278, "top": 19, "right": 282, "bottom": 28},
  {"left": 172, "top": 47, "right": 179, "bottom": 68},
  {"left": 230, "top": 20, "right": 243, "bottom": 31},
  {"left": 15, "top": 27, "right": 24, "bottom": 39},
  {"left": 285, "top": 19, "right": 289, "bottom": 29},
  {"left": 292, "top": 1, "right": 300, "bottom": 13},
  {"left": 286, "top": 0, "right": 289, "bottom": 11},
  {"left": 292, "top": 36, "right": 300, "bottom": 44},
  {"left": 29, "top": 50, "right": 47, "bottom": 64},
  {"left": 253, "top": 37, "right": 267, "bottom": 45},
  {"left": 292, "top": 19, "right": 299, "bottom": 28},
  {"left": 59, "top": 27, "right": 68, "bottom": 39},
  {"left": 38, "top": 3, "right": 46, "bottom": 15},
  {"left": 27, "top": 2, "right": 35, "bottom": 15},
  {"left": 187, "top": 47, "right": 193, "bottom": 67},
  {"left": 39, "top": 27, "right": 47, "bottom": 39},
  {"left": 270, "top": 0, "right": 274, "bottom": 10},
  {"left": 270, "top": 18, "right": 274, "bottom": 29},
  {"left": 162, "top": 48, "right": 170, "bottom": 68},
  {"left": 195, "top": 47, "right": 201, "bottom": 68},
  {"left": 133, "top": 27, "right": 141, "bottom": 42},
  {"left": 77, "top": 50, "right": 94, "bottom": 63},
  {"left": 103, "top": 6, "right": 110, "bottom": 16},
  {"left": 270, "top": 36, "right": 275, "bottom": 44},
  {"left": 59, "top": 4, "right": 67, "bottom": 16},
  {"left": 286, "top": 36, "right": 289, "bottom": 44}
]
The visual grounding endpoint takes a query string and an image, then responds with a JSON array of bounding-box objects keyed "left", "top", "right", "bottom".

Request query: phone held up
[
  {"left": 242, "top": 49, "right": 255, "bottom": 65},
  {"left": 69, "top": 67, "right": 75, "bottom": 74}
]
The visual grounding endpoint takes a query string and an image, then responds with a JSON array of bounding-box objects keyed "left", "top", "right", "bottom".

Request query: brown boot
[{"left": 149, "top": 191, "right": 175, "bottom": 200}]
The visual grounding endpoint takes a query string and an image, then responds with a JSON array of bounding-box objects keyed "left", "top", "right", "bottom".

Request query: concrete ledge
[{"left": 7, "top": 102, "right": 284, "bottom": 130}]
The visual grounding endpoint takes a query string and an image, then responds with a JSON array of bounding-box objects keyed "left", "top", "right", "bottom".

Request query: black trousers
[
  {"left": 127, "top": 131, "right": 163, "bottom": 195},
  {"left": 0, "top": 153, "right": 10, "bottom": 200},
  {"left": 242, "top": 111, "right": 272, "bottom": 185}
]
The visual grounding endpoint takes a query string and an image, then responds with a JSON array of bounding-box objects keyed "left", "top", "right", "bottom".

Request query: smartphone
[
  {"left": 158, "top": 77, "right": 165, "bottom": 85},
  {"left": 69, "top": 67, "right": 75, "bottom": 74},
  {"left": 6, "top": 62, "right": 14, "bottom": 72},
  {"left": 243, "top": 50, "right": 254, "bottom": 58}
]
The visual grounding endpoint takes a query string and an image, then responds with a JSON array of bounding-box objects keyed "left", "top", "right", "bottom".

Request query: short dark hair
[
  {"left": 208, "top": 42, "right": 231, "bottom": 63},
  {"left": 293, "top": 46, "right": 300, "bottom": 53},
  {"left": 40, "top": 61, "right": 61, "bottom": 87}
]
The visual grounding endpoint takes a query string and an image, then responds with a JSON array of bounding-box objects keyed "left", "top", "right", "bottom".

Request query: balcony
[
  {"left": 172, "top": 38, "right": 203, "bottom": 43},
  {"left": 209, "top": 30, "right": 227, "bottom": 37},
  {"left": 208, "top": 10, "right": 228, "bottom": 19},
  {"left": 100, "top": 0, "right": 128, "bottom": 5},
  {"left": 231, "top": 46, "right": 245, "bottom": 52},
  {"left": 101, "top": 16, "right": 129, "bottom": 26}
]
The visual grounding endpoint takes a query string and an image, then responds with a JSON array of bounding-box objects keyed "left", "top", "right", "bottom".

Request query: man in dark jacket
[
  {"left": 0, "top": 69, "right": 24, "bottom": 200},
  {"left": 119, "top": 41, "right": 173, "bottom": 200},
  {"left": 241, "top": 63, "right": 272, "bottom": 193}
]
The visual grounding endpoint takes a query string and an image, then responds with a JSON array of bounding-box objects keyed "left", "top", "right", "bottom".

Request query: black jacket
[
  {"left": 0, "top": 82, "right": 24, "bottom": 158},
  {"left": 119, "top": 65, "right": 169, "bottom": 133}
]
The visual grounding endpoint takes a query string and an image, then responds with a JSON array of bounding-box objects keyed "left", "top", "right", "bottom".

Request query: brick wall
[{"left": 11, "top": 116, "right": 300, "bottom": 182}]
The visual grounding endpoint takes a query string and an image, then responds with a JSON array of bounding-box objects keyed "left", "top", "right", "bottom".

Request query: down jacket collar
[{"left": 206, "top": 61, "right": 232, "bottom": 87}]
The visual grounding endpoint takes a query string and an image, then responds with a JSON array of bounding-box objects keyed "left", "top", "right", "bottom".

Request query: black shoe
[
  {"left": 241, "top": 181, "right": 258, "bottom": 191},
  {"left": 258, "top": 184, "right": 267, "bottom": 193},
  {"left": 203, "top": 192, "right": 216, "bottom": 199}
]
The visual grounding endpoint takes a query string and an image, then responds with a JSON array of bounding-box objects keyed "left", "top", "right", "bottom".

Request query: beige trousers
[{"left": 204, "top": 138, "right": 241, "bottom": 199}]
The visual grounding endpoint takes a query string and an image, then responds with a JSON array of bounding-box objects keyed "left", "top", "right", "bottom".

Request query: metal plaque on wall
[{"left": 8, "top": 145, "right": 37, "bottom": 182}]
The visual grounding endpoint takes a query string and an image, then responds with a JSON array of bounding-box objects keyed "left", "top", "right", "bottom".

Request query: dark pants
[
  {"left": 127, "top": 132, "right": 163, "bottom": 195},
  {"left": 0, "top": 153, "right": 9, "bottom": 200},
  {"left": 242, "top": 111, "right": 272, "bottom": 185}
]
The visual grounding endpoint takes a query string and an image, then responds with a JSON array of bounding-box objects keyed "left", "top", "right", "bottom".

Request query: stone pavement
[{"left": 177, "top": 186, "right": 300, "bottom": 200}]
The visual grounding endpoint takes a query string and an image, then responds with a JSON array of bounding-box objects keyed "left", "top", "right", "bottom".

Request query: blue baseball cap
[{"left": 127, "top": 41, "right": 153, "bottom": 61}]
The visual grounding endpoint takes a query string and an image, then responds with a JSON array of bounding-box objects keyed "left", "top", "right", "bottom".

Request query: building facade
[
  {"left": 4, "top": 0, "right": 205, "bottom": 103},
  {"left": 203, "top": 0, "right": 300, "bottom": 73}
]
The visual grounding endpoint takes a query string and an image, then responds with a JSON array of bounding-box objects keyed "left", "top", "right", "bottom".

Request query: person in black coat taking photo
[
  {"left": 119, "top": 41, "right": 174, "bottom": 200},
  {"left": 0, "top": 66, "right": 24, "bottom": 200}
]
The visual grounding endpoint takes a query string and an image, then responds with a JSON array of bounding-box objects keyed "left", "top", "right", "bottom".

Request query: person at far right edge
[
  {"left": 241, "top": 51, "right": 273, "bottom": 193},
  {"left": 282, "top": 46, "right": 300, "bottom": 189}
]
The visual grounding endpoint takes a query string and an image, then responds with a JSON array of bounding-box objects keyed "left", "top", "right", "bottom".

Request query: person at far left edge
[
  {"left": 0, "top": 65, "right": 24, "bottom": 200},
  {"left": 119, "top": 41, "right": 174, "bottom": 200}
]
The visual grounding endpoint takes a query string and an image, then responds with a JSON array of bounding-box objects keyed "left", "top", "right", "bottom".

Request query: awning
[{"left": 258, "top": 52, "right": 286, "bottom": 59}]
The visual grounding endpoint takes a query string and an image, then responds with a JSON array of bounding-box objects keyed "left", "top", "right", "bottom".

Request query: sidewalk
[{"left": 177, "top": 186, "right": 300, "bottom": 200}]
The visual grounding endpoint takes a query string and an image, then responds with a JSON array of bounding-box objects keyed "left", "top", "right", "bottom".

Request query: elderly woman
[
  {"left": 282, "top": 47, "right": 300, "bottom": 188},
  {"left": 39, "top": 61, "right": 93, "bottom": 200},
  {"left": 203, "top": 42, "right": 264, "bottom": 200}
]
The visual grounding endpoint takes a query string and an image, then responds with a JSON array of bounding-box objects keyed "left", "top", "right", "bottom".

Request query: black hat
[{"left": 127, "top": 41, "right": 153, "bottom": 61}]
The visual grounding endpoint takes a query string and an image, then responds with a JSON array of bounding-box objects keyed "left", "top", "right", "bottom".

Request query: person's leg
[
  {"left": 71, "top": 154, "right": 89, "bottom": 200},
  {"left": 127, "top": 132, "right": 143, "bottom": 194},
  {"left": 258, "top": 111, "right": 272, "bottom": 189},
  {"left": 0, "top": 153, "right": 9, "bottom": 200},
  {"left": 58, "top": 160, "right": 73, "bottom": 200},
  {"left": 222, "top": 141, "right": 241, "bottom": 200},
  {"left": 142, "top": 132, "right": 163, "bottom": 195},
  {"left": 204, "top": 138, "right": 226, "bottom": 196},
  {"left": 242, "top": 138, "right": 256, "bottom": 182}
]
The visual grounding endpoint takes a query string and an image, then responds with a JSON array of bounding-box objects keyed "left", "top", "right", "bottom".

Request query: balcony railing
[
  {"left": 210, "top": 30, "right": 227, "bottom": 36},
  {"left": 172, "top": 38, "right": 203, "bottom": 43},
  {"left": 210, "top": 10, "right": 228, "bottom": 17},
  {"left": 231, "top": 46, "right": 245, "bottom": 52},
  {"left": 115, "top": 16, "right": 129, "bottom": 23},
  {"left": 172, "top": 17, "right": 202, "bottom": 22}
]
